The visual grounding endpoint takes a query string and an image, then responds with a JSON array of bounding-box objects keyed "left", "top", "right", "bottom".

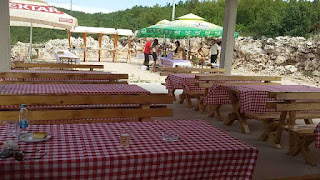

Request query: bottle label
[{"left": 20, "top": 120, "right": 28, "bottom": 129}]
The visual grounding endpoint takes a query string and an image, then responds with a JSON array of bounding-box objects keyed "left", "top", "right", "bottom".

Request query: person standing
[
  {"left": 143, "top": 39, "right": 152, "bottom": 68},
  {"left": 210, "top": 39, "right": 220, "bottom": 66},
  {"left": 151, "top": 39, "right": 159, "bottom": 72}
]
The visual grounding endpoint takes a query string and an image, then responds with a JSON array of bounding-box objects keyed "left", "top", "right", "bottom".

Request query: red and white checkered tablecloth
[
  {"left": 315, "top": 123, "right": 320, "bottom": 149},
  {"left": 222, "top": 85, "right": 320, "bottom": 113},
  {"left": 0, "top": 120, "right": 258, "bottom": 179},
  {"left": 165, "top": 74, "right": 204, "bottom": 92},
  {"left": 0, "top": 84, "right": 149, "bottom": 95},
  {"left": 0, "top": 84, "right": 150, "bottom": 111},
  {"left": 205, "top": 84, "right": 232, "bottom": 106},
  {"left": 5, "top": 70, "right": 112, "bottom": 82},
  {"left": 10, "top": 70, "right": 110, "bottom": 75}
]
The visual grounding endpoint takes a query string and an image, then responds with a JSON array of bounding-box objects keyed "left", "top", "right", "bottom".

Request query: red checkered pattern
[
  {"left": 5, "top": 70, "right": 112, "bottom": 82},
  {"left": 11, "top": 70, "right": 110, "bottom": 75},
  {"left": 165, "top": 74, "right": 204, "bottom": 92},
  {"left": 223, "top": 85, "right": 320, "bottom": 113},
  {"left": 0, "top": 84, "right": 150, "bottom": 110},
  {"left": 0, "top": 84, "right": 149, "bottom": 95},
  {"left": 0, "top": 120, "right": 258, "bottom": 179},
  {"left": 205, "top": 84, "right": 232, "bottom": 105},
  {"left": 315, "top": 123, "right": 320, "bottom": 149}
]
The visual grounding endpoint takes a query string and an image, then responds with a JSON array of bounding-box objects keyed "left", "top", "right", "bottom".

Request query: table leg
[
  {"left": 194, "top": 96, "right": 200, "bottom": 111},
  {"left": 269, "top": 111, "right": 287, "bottom": 148},
  {"left": 178, "top": 93, "right": 185, "bottom": 104},
  {"left": 258, "top": 119, "right": 278, "bottom": 143},
  {"left": 207, "top": 105, "right": 214, "bottom": 117},
  {"left": 212, "top": 105, "right": 222, "bottom": 121},
  {"left": 226, "top": 90, "right": 251, "bottom": 134},
  {"left": 199, "top": 97, "right": 207, "bottom": 114},
  {"left": 185, "top": 93, "right": 193, "bottom": 108}
]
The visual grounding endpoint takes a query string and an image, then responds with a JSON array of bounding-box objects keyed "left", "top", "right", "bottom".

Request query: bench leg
[
  {"left": 178, "top": 93, "right": 185, "bottom": 104},
  {"left": 213, "top": 105, "right": 222, "bottom": 121},
  {"left": 199, "top": 97, "right": 207, "bottom": 114},
  {"left": 225, "top": 113, "right": 237, "bottom": 126},
  {"left": 287, "top": 132, "right": 316, "bottom": 166},
  {"left": 269, "top": 111, "right": 288, "bottom": 148},
  {"left": 194, "top": 96, "right": 200, "bottom": 111},
  {"left": 168, "top": 89, "right": 176, "bottom": 101},
  {"left": 139, "top": 105, "right": 151, "bottom": 122},
  {"left": 185, "top": 94, "right": 193, "bottom": 108},
  {"left": 259, "top": 120, "right": 278, "bottom": 142},
  {"left": 208, "top": 105, "right": 215, "bottom": 117}
]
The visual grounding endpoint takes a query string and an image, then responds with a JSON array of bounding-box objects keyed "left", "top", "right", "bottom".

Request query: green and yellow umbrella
[{"left": 138, "top": 13, "right": 238, "bottom": 39}]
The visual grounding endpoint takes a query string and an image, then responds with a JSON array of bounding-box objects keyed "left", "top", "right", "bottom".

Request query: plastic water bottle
[{"left": 19, "top": 104, "right": 28, "bottom": 134}]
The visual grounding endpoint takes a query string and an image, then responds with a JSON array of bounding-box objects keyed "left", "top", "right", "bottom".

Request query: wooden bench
[
  {"left": 273, "top": 174, "right": 320, "bottom": 180},
  {"left": 247, "top": 92, "right": 320, "bottom": 165},
  {"left": 192, "top": 75, "right": 282, "bottom": 115},
  {"left": 0, "top": 93, "right": 174, "bottom": 124},
  {"left": 12, "top": 62, "right": 104, "bottom": 71},
  {"left": 160, "top": 67, "right": 226, "bottom": 76},
  {"left": 0, "top": 72, "right": 128, "bottom": 84}
]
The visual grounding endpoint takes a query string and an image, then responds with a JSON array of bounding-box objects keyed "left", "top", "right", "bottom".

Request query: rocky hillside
[{"left": 11, "top": 35, "right": 320, "bottom": 85}]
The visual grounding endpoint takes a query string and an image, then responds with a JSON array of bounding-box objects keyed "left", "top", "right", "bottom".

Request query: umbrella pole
[
  {"left": 29, "top": 22, "right": 33, "bottom": 61},
  {"left": 83, "top": 32, "right": 87, "bottom": 62},
  {"left": 98, "top": 33, "right": 102, "bottom": 62}
]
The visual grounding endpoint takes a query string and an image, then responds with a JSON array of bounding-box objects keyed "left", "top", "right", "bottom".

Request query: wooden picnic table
[
  {"left": 0, "top": 120, "right": 258, "bottom": 179},
  {"left": 12, "top": 62, "right": 104, "bottom": 71},
  {"left": 0, "top": 70, "right": 128, "bottom": 84},
  {"left": 221, "top": 84, "right": 320, "bottom": 134},
  {"left": 0, "top": 84, "right": 174, "bottom": 124}
]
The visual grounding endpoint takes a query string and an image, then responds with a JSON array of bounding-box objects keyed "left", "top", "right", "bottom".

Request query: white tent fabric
[
  {"left": 176, "top": 13, "right": 204, "bottom": 21},
  {"left": 71, "top": 26, "right": 117, "bottom": 35},
  {"left": 117, "top": 29, "right": 134, "bottom": 36},
  {"left": 10, "top": 0, "right": 78, "bottom": 29}
]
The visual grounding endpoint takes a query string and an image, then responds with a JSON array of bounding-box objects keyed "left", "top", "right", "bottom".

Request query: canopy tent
[
  {"left": 136, "top": 19, "right": 171, "bottom": 38},
  {"left": 9, "top": 0, "right": 78, "bottom": 60},
  {"left": 69, "top": 26, "right": 134, "bottom": 62},
  {"left": 138, "top": 14, "right": 238, "bottom": 39}
]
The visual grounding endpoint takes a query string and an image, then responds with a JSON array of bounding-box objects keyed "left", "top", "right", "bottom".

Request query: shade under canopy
[{"left": 10, "top": 0, "right": 78, "bottom": 30}]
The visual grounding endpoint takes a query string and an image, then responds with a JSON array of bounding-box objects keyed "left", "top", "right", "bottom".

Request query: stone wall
[{"left": 234, "top": 36, "right": 320, "bottom": 77}]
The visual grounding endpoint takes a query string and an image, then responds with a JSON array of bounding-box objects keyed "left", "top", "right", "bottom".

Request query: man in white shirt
[{"left": 210, "top": 39, "right": 220, "bottom": 64}]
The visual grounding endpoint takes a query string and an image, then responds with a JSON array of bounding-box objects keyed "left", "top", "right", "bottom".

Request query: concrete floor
[{"left": 137, "top": 83, "right": 320, "bottom": 180}]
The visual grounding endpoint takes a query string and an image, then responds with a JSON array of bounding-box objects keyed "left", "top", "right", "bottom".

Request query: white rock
[{"left": 275, "top": 55, "right": 287, "bottom": 64}]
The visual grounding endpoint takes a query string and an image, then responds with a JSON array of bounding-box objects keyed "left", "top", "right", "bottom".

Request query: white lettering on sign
[
  {"left": 9, "top": 2, "right": 64, "bottom": 14},
  {"left": 59, "top": 18, "right": 73, "bottom": 23}
]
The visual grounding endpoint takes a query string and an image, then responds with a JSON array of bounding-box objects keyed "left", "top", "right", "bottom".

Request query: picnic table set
[
  {"left": 165, "top": 73, "right": 320, "bottom": 166},
  {"left": 0, "top": 120, "right": 258, "bottom": 179},
  {"left": 0, "top": 66, "right": 262, "bottom": 179}
]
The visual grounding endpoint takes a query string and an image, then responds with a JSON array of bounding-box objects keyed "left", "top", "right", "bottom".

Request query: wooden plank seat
[
  {"left": 160, "top": 67, "right": 226, "bottom": 76},
  {"left": 247, "top": 92, "right": 320, "bottom": 165},
  {"left": 0, "top": 71, "right": 128, "bottom": 84},
  {"left": 194, "top": 75, "right": 282, "bottom": 115},
  {"left": 12, "top": 62, "right": 104, "bottom": 71},
  {"left": 0, "top": 94, "right": 174, "bottom": 125}
]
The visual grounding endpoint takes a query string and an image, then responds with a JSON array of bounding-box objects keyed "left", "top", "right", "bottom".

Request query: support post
[
  {"left": 113, "top": 34, "right": 118, "bottom": 62},
  {"left": 67, "top": 29, "right": 72, "bottom": 48},
  {"left": 0, "top": 0, "right": 10, "bottom": 72},
  {"left": 127, "top": 36, "right": 132, "bottom": 63},
  {"left": 98, "top": 33, "right": 102, "bottom": 62},
  {"left": 220, "top": 0, "right": 238, "bottom": 75},
  {"left": 83, "top": 32, "right": 87, "bottom": 62}
]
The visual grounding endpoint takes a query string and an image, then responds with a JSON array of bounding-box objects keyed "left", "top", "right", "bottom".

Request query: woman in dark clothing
[{"left": 151, "top": 39, "right": 159, "bottom": 72}]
